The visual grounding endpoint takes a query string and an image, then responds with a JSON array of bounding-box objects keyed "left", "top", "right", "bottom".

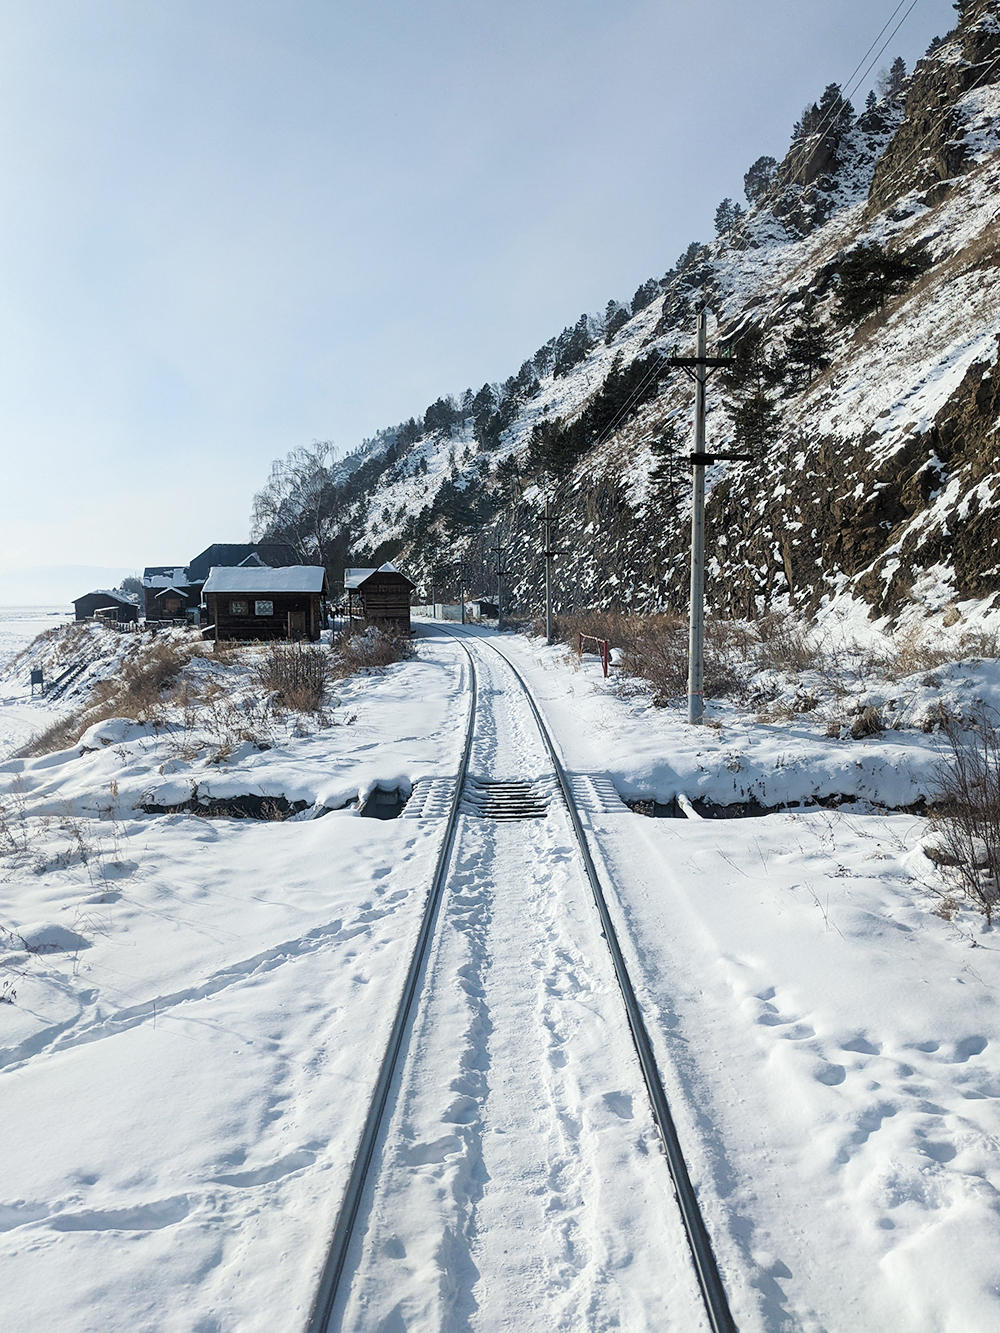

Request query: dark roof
[
  {"left": 344, "top": 562, "right": 416, "bottom": 591},
  {"left": 73, "top": 589, "right": 135, "bottom": 607},
  {"left": 186, "top": 543, "right": 302, "bottom": 582}
]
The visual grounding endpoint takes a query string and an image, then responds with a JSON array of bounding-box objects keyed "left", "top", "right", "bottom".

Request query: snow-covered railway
[{"left": 308, "top": 628, "right": 735, "bottom": 1333}]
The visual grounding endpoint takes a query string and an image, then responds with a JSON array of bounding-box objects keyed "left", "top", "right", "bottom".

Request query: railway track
[{"left": 307, "top": 626, "right": 737, "bottom": 1333}]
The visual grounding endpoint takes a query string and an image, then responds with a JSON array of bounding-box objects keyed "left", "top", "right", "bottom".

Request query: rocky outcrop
[{"left": 868, "top": 0, "right": 1000, "bottom": 213}]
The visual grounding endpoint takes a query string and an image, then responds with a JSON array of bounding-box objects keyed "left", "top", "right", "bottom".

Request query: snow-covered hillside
[{"left": 253, "top": 0, "right": 1000, "bottom": 635}]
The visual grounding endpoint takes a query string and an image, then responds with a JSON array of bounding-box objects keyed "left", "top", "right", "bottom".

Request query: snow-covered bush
[
  {"left": 255, "top": 640, "right": 331, "bottom": 713},
  {"left": 332, "top": 625, "right": 411, "bottom": 677},
  {"left": 932, "top": 713, "right": 1000, "bottom": 921}
]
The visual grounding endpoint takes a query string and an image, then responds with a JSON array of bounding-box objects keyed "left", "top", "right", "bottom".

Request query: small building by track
[
  {"left": 72, "top": 590, "right": 139, "bottom": 624},
  {"left": 202, "top": 565, "right": 328, "bottom": 641},
  {"left": 344, "top": 564, "right": 415, "bottom": 629}
]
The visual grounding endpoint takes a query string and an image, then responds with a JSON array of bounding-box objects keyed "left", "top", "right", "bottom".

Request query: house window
[
  {"left": 255, "top": 600, "right": 273, "bottom": 616},
  {"left": 230, "top": 600, "right": 248, "bottom": 615}
]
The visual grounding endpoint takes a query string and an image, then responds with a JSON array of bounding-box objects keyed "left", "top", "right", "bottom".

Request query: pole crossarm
[
  {"left": 661, "top": 356, "right": 730, "bottom": 367},
  {"left": 688, "top": 452, "right": 755, "bottom": 465}
]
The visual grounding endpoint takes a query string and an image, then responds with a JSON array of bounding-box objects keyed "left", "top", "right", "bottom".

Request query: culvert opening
[
  {"left": 360, "top": 787, "right": 409, "bottom": 820},
  {"left": 627, "top": 793, "right": 931, "bottom": 820},
  {"left": 140, "top": 794, "right": 310, "bottom": 821}
]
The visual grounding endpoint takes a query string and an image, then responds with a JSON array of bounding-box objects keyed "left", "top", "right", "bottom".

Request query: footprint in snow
[
  {"left": 602, "top": 1091, "right": 634, "bottom": 1119},
  {"left": 841, "top": 1035, "right": 881, "bottom": 1056}
]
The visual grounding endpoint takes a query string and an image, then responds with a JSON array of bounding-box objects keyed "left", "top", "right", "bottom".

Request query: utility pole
[
  {"left": 489, "top": 535, "right": 505, "bottom": 632},
  {"left": 538, "top": 496, "right": 569, "bottom": 646},
  {"left": 542, "top": 497, "right": 555, "bottom": 645},
  {"left": 454, "top": 562, "right": 466, "bottom": 624},
  {"left": 689, "top": 311, "right": 708, "bottom": 725},
  {"left": 661, "top": 311, "right": 752, "bottom": 725}
]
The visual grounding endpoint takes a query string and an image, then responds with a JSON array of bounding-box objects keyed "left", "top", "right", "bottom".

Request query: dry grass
[
  {"left": 755, "top": 611, "right": 821, "bottom": 673},
  {"left": 929, "top": 713, "right": 1000, "bottom": 921},
  {"left": 549, "top": 610, "right": 743, "bottom": 706},
  {"left": 19, "top": 639, "right": 194, "bottom": 757},
  {"left": 254, "top": 641, "right": 331, "bottom": 713},
  {"left": 332, "top": 624, "right": 411, "bottom": 677}
]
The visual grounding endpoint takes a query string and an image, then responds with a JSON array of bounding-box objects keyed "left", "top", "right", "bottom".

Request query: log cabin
[
  {"left": 72, "top": 590, "right": 139, "bottom": 623},
  {"left": 202, "top": 565, "right": 328, "bottom": 641},
  {"left": 344, "top": 564, "right": 415, "bottom": 628}
]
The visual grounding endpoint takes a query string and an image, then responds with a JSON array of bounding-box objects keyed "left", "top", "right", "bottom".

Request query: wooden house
[
  {"left": 344, "top": 564, "right": 415, "bottom": 628},
  {"left": 202, "top": 565, "right": 328, "bottom": 641},
  {"left": 186, "top": 543, "right": 301, "bottom": 583},
  {"left": 142, "top": 546, "right": 301, "bottom": 623},
  {"left": 142, "top": 567, "right": 200, "bottom": 621},
  {"left": 73, "top": 590, "right": 139, "bottom": 624}
]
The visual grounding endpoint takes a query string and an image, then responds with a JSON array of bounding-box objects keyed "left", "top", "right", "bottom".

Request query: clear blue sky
[{"left": 0, "top": 0, "right": 957, "bottom": 590}]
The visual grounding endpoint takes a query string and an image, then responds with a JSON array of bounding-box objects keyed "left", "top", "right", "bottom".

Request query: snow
[
  {"left": 0, "top": 606, "right": 77, "bottom": 760},
  {"left": 6, "top": 617, "right": 1000, "bottom": 1328},
  {"left": 202, "top": 565, "right": 326, "bottom": 594}
]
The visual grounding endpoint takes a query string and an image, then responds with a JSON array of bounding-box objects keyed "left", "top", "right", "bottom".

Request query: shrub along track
[{"left": 306, "top": 626, "right": 737, "bottom": 1333}]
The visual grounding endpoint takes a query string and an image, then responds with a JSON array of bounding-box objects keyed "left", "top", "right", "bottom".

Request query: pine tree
[
  {"left": 720, "top": 326, "right": 784, "bottom": 396},
  {"left": 720, "top": 327, "right": 784, "bottom": 458},
  {"left": 424, "top": 396, "right": 458, "bottom": 435},
  {"left": 553, "top": 314, "right": 594, "bottom": 378},
  {"left": 816, "top": 83, "right": 855, "bottom": 144},
  {"left": 649, "top": 425, "right": 683, "bottom": 508},
  {"left": 865, "top": 89, "right": 878, "bottom": 113},
  {"left": 728, "top": 390, "right": 781, "bottom": 459},
  {"left": 889, "top": 56, "right": 907, "bottom": 95},
  {"left": 785, "top": 314, "right": 831, "bottom": 384},
  {"left": 835, "top": 240, "right": 933, "bottom": 323},
  {"left": 630, "top": 279, "right": 661, "bottom": 315},
  {"left": 604, "top": 301, "right": 630, "bottom": 344},
  {"left": 744, "top": 155, "right": 777, "bottom": 202},
  {"left": 714, "top": 198, "right": 745, "bottom": 236},
  {"left": 793, "top": 102, "right": 821, "bottom": 140}
]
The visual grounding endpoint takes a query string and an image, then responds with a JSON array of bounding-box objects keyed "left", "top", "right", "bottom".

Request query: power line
[
  {"left": 779, "top": 0, "right": 921, "bottom": 188},
  {"left": 587, "top": 1, "right": 930, "bottom": 448},
  {"left": 869, "top": 44, "right": 1000, "bottom": 202}
]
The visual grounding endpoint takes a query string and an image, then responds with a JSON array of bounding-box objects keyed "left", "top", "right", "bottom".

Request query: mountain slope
[{"left": 253, "top": 0, "right": 1000, "bottom": 628}]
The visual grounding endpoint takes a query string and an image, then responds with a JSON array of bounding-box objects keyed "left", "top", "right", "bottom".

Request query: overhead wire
[
  {"left": 538, "top": 0, "right": 987, "bottom": 481},
  {"left": 577, "top": 0, "right": 929, "bottom": 459},
  {"left": 869, "top": 45, "right": 1000, "bottom": 202},
  {"left": 779, "top": 0, "right": 921, "bottom": 187}
]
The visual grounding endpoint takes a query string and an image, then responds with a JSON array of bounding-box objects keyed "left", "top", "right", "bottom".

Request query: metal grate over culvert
[{"left": 460, "top": 777, "right": 557, "bottom": 821}]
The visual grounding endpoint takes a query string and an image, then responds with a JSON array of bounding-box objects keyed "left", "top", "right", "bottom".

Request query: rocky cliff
[{"left": 253, "top": 0, "right": 1000, "bottom": 630}]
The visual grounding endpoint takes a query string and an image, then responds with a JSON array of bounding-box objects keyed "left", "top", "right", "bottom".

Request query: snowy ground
[
  {"left": 2, "top": 618, "right": 1000, "bottom": 1330},
  {"left": 0, "top": 607, "right": 75, "bottom": 759}
]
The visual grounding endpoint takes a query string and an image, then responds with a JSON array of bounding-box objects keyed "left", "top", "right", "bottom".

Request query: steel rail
[
  {"left": 304, "top": 636, "right": 478, "bottom": 1333},
  {"left": 445, "top": 625, "right": 738, "bottom": 1333}
]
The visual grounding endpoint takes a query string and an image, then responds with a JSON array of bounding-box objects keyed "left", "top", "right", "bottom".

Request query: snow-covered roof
[
  {"left": 142, "top": 567, "right": 189, "bottom": 589},
  {"left": 152, "top": 586, "right": 188, "bottom": 599},
  {"left": 73, "top": 589, "right": 135, "bottom": 606},
  {"left": 344, "top": 562, "right": 406, "bottom": 589},
  {"left": 202, "top": 565, "right": 327, "bottom": 594}
]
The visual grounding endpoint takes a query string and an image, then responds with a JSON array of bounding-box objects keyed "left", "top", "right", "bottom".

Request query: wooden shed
[
  {"left": 202, "top": 565, "right": 328, "bottom": 641},
  {"left": 142, "top": 567, "right": 200, "bottom": 621},
  {"left": 72, "top": 590, "right": 139, "bottom": 623},
  {"left": 344, "top": 564, "right": 415, "bottom": 628}
]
